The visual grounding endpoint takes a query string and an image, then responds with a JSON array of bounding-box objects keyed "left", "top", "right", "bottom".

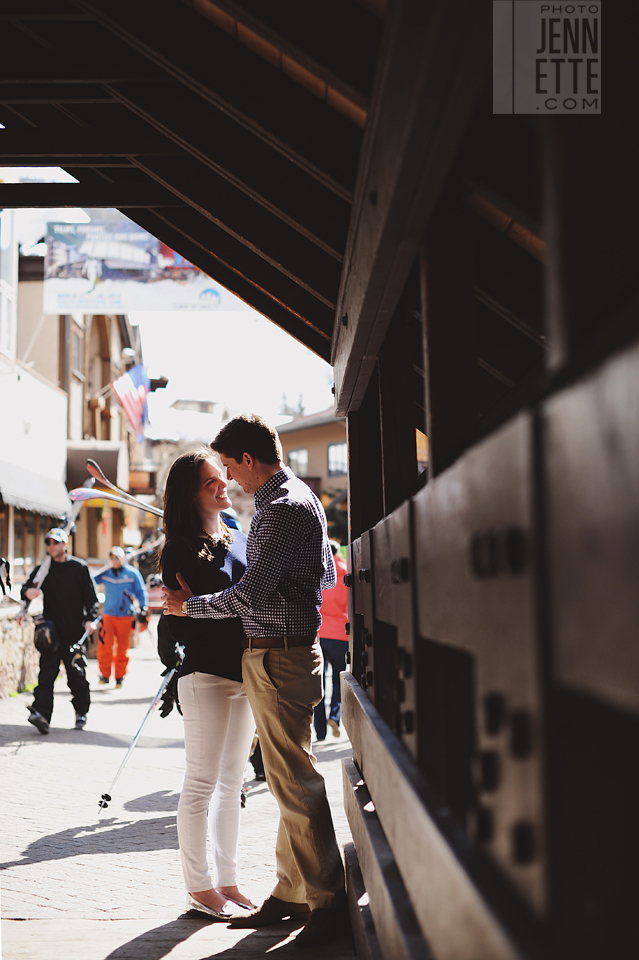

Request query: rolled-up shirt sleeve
[
  {"left": 321, "top": 541, "right": 337, "bottom": 590},
  {"left": 186, "top": 502, "right": 312, "bottom": 620}
]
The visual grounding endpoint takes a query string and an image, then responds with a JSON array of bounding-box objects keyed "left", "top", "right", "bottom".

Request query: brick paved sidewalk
[{"left": 0, "top": 618, "right": 355, "bottom": 959}]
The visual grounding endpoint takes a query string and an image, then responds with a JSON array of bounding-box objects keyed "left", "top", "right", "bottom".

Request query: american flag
[{"left": 112, "top": 363, "right": 150, "bottom": 442}]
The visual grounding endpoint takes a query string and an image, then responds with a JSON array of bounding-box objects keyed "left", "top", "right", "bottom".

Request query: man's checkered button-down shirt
[{"left": 186, "top": 468, "right": 337, "bottom": 637}]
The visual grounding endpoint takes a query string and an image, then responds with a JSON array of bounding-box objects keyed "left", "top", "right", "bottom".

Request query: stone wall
[{"left": 0, "top": 603, "right": 38, "bottom": 698}]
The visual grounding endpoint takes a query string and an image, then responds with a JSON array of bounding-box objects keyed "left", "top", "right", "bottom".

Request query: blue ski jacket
[{"left": 94, "top": 563, "right": 148, "bottom": 617}]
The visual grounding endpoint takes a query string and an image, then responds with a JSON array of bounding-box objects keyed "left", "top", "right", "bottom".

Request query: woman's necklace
[{"left": 200, "top": 526, "right": 233, "bottom": 549}]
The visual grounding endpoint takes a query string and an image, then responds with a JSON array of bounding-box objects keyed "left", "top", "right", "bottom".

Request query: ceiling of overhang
[{"left": 0, "top": 0, "right": 384, "bottom": 361}]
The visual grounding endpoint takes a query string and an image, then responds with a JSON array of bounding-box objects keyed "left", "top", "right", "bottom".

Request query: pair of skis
[
  {"left": 69, "top": 458, "right": 164, "bottom": 518},
  {"left": 17, "top": 477, "right": 96, "bottom": 623}
]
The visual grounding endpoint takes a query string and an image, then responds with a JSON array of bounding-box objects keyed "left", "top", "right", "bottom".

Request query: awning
[
  {"left": 66, "top": 440, "right": 129, "bottom": 492},
  {"left": 0, "top": 460, "right": 70, "bottom": 518}
]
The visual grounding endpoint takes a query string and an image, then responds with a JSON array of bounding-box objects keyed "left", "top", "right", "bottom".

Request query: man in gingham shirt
[{"left": 163, "top": 415, "right": 348, "bottom": 946}]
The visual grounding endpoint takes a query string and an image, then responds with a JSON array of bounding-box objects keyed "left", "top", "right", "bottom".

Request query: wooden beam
[
  {"left": 423, "top": 195, "right": 478, "bottom": 477},
  {"left": 331, "top": 0, "right": 490, "bottom": 416},
  {"left": 77, "top": 0, "right": 361, "bottom": 197},
  {"left": 0, "top": 13, "right": 91, "bottom": 21},
  {"left": 344, "top": 841, "right": 384, "bottom": 960},
  {"left": 0, "top": 182, "right": 181, "bottom": 207},
  {"left": 347, "top": 366, "right": 383, "bottom": 541},
  {"left": 342, "top": 758, "right": 434, "bottom": 960},
  {"left": 0, "top": 83, "right": 116, "bottom": 103},
  {"left": 0, "top": 127, "right": 176, "bottom": 157},
  {"left": 1, "top": 159, "right": 136, "bottom": 168},
  {"left": 130, "top": 154, "right": 342, "bottom": 302},
  {"left": 125, "top": 207, "right": 332, "bottom": 360},
  {"left": 0, "top": 46, "right": 165, "bottom": 85},
  {"left": 148, "top": 204, "right": 336, "bottom": 334},
  {"left": 103, "top": 82, "right": 352, "bottom": 257},
  {"left": 0, "top": 121, "right": 350, "bottom": 265},
  {"left": 342, "top": 673, "right": 544, "bottom": 960},
  {"left": 193, "top": 0, "right": 379, "bottom": 109},
  {"left": 378, "top": 296, "right": 421, "bottom": 514},
  {"left": 465, "top": 182, "right": 546, "bottom": 264}
]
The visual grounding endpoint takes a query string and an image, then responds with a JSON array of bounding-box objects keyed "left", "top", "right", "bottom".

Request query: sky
[
  {"left": 131, "top": 305, "right": 334, "bottom": 439},
  {"left": 1, "top": 166, "right": 335, "bottom": 439}
]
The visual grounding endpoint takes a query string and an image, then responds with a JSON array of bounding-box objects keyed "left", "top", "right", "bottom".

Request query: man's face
[
  {"left": 110, "top": 554, "right": 124, "bottom": 570},
  {"left": 219, "top": 453, "right": 259, "bottom": 494},
  {"left": 45, "top": 539, "right": 66, "bottom": 562}
]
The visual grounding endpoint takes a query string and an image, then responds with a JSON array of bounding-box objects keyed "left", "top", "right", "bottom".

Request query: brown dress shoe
[
  {"left": 295, "top": 903, "right": 351, "bottom": 948},
  {"left": 227, "top": 895, "right": 311, "bottom": 928}
]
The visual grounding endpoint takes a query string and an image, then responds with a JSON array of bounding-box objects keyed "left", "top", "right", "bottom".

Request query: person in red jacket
[{"left": 313, "top": 541, "right": 349, "bottom": 740}]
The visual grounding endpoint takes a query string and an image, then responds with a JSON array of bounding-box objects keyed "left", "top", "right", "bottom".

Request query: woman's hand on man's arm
[{"left": 162, "top": 573, "right": 194, "bottom": 616}]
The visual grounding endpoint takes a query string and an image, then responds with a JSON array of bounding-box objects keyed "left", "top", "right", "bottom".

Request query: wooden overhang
[
  {"left": 0, "top": 0, "right": 386, "bottom": 367},
  {"left": 0, "top": 0, "right": 490, "bottom": 413}
]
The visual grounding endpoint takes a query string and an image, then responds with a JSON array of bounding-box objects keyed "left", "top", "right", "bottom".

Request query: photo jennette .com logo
[{"left": 493, "top": 2, "right": 601, "bottom": 114}]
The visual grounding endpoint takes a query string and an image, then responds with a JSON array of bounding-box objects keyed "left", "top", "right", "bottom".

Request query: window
[
  {"left": 72, "top": 330, "right": 84, "bottom": 378},
  {"left": 328, "top": 442, "right": 347, "bottom": 477},
  {"left": 288, "top": 449, "right": 308, "bottom": 477}
]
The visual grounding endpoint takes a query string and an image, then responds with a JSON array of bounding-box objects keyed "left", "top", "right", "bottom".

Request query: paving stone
[{"left": 1, "top": 617, "right": 355, "bottom": 958}]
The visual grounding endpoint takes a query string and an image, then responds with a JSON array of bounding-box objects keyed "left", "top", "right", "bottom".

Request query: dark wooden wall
[{"left": 341, "top": 4, "right": 639, "bottom": 959}]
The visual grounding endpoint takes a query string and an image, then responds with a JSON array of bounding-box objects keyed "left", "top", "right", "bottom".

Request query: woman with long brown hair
[{"left": 160, "top": 449, "right": 255, "bottom": 919}]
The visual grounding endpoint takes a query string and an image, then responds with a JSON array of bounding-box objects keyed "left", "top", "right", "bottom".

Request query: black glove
[
  {"left": 159, "top": 662, "right": 182, "bottom": 718},
  {"left": 136, "top": 609, "right": 149, "bottom": 629},
  {"left": 70, "top": 645, "right": 88, "bottom": 676}
]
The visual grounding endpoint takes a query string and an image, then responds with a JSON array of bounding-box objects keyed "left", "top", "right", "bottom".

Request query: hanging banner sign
[{"left": 43, "top": 220, "right": 224, "bottom": 312}]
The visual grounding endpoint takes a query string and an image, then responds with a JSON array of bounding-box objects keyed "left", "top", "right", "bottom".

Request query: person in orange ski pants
[{"left": 94, "top": 546, "right": 148, "bottom": 688}]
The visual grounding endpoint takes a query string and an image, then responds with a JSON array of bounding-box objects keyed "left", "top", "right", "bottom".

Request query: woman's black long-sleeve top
[{"left": 162, "top": 533, "right": 247, "bottom": 682}]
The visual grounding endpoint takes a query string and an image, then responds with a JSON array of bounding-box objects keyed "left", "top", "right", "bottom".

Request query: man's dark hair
[{"left": 211, "top": 414, "right": 282, "bottom": 465}]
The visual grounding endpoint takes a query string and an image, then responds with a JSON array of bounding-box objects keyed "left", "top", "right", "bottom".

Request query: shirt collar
[{"left": 254, "top": 467, "right": 291, "bottom": 507}]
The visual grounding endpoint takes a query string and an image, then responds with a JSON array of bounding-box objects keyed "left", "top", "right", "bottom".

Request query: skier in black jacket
[{"left": 21, "top": 528, "right": 99, "bottom": 734}]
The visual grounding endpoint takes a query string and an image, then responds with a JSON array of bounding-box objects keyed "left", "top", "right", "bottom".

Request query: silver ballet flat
[
  {"left": 224, "top": 895, "right": 257, "bottom": 910},
  {"left": 185, "top": 893, "right": 236, "bottom": 920}
]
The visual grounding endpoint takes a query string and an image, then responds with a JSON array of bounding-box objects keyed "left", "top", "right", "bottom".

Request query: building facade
[{"left": 1, "top": 222, "right": 149, "bottom": 695}]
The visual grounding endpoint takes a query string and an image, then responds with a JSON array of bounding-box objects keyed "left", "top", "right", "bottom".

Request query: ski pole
[
  {"left": 69, "top": 617, "right": 102, "bottom": 675},
  {"left": 70, "top": 616, "right": 102, "bottom": 653},
  {"left": 98, "top": 667, "right": 176, "bottom": 814}
]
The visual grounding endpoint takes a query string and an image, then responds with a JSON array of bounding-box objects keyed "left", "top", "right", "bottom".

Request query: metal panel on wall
[
  {"left": 372, "top": 501, "right": 417, "bottom": 757},
  {"left": 342, "top": 673, "right": 537, "bottom": 960},
  {"left": 349, "top": 531, "right": 376, "bottom": 700},
  {"left": 413, "top": 412, "right": 546, "bottom": 916},
  {"left": 544, "top": 338, "right": 639, "bottom": 714}
]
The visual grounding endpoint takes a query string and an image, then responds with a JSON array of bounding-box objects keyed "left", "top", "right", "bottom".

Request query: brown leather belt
[{"left": 243, "top": 634, "right": 317, "bottom": 651}]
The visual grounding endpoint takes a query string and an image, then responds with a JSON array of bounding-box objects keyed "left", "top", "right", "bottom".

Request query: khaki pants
[{"left": 242, "top": 641, "right": 345, "bottom": 910}]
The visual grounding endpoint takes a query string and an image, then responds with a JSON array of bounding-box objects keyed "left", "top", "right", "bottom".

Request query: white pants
[{"left": 177, "top": 672, "right": 255, "bottom": 891}]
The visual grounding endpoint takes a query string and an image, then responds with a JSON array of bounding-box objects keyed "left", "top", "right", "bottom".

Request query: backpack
[{"left": 32, "top": 616, "right": 59, "bottom": 654}]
